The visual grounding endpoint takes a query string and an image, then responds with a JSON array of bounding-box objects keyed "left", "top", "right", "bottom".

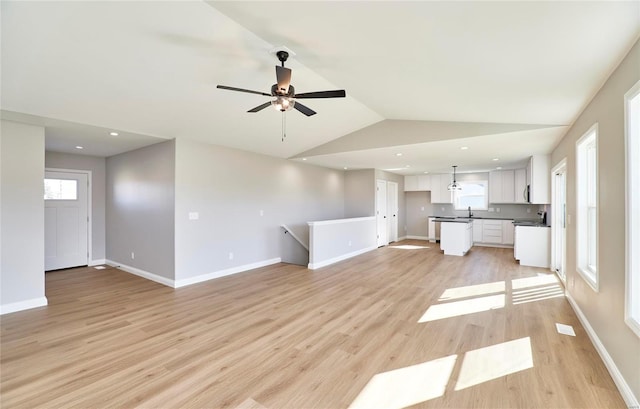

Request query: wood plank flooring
[{"left": 0, "top": 240, "right": 626, "bottom": 408}]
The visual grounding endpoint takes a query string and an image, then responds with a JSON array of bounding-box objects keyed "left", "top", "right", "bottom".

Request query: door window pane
[{"left": 44, "top": 179, "right": 77, "bottom": 200}]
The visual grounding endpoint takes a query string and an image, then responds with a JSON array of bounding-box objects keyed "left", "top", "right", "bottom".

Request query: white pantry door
[
  {"left": 387, "top": 181, "right": 398, "bottom": 243},
  {"left": 376, "top": 179, "right": 388, "bottom": 247},
  {"left": 45, "top": 171, "right": 89, "bottom": 271}
]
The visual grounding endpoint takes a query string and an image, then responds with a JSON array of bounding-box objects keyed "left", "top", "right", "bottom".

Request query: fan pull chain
[{"left": 281, "top": 111, "right": 287, "bottom": 142}]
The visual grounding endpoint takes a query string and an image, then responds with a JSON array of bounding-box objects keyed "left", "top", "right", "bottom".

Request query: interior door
[
  {"left": 45, "top": 171, "right": 89, "bottom": 271},
  {"left": 376, "top": 179, "right": 388, "bottom": 247},
  {"left": 387, "top": 181, "right": 398, "bottom": 243},
  {"left": 551, "top": 163, "right": 567, "bottom": 281}
]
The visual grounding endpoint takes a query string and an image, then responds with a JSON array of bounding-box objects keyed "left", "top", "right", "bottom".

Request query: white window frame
[
  {"left": 624, "top": 80, "right": 640, "bottom": 337},
  {"left": 576, "top": 123, "right": 598, "bottom": 291},
  {"left": 453, "top": 180, "right": 488, "bottom": 211}
]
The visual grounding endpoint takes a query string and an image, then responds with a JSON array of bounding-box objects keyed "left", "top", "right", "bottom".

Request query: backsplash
[{"left": 431, "top": 203, "right": 548, "bottom": 220}]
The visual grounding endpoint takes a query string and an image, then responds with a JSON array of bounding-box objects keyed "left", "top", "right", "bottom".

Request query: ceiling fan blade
[
  {"left": 294, "top": 102, "right": 316, "bottom": 117},
  {"left": 248, "top": 101, "right": 272, "bottom": 113},
  {"left": 294, "top": 90, "right": 346, "bottom": 99},
  {"left": 275, "top": 66, "right": 292, "bottom": 94},
  {"left": 217, "top": 85, "right": 271, "bottom": 97}
]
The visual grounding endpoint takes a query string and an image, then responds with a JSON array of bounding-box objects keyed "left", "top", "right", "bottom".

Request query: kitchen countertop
[
  {"left": 432, "top": 217, "right": 473, "bottom": 223},
  {"left": 430, "top": 216, "right": 549, "bottom": 227}
]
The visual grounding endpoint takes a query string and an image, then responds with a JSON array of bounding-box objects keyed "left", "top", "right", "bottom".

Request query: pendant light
[{"left": 447, "top": 165, "right": 463, "bottom": 191}]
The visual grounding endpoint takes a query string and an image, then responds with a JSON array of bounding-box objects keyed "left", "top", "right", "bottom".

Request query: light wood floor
[{"left": 0, "top": 241, "right": 625, "bottom": 408}]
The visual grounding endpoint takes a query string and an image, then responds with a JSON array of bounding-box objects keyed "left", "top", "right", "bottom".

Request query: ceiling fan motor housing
[{"left": 271, "top": 84, "right": 294, "bottom": 97}]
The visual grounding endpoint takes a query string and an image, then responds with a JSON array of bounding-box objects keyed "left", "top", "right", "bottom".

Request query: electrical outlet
[
  {"left": 131, "top": 252, "right": 135, "bottom": 259},
  {"left": 496, "top": 207, "right": 500, "bottom": 213},
  {"left": 527, "top": 208, "right": 531, "bottom": 213},
  {"left": 188, "top": 212, "right": 199, "bottom": 220},
  {"left": 229, "top": 252, "right": 234, "bottom": 260},
  {"left": 488, "top": 208, "right": 495, "bottom": 212},
  {"left": 348, "top": 240, "right": 352, "bottom": 247},
  {"left": 421, "top": 206, "right": 425, "bottom": 211},
  {"left": 259, "top": 210, "right": 264, "bottom": 216},
  {"left": 441, "top": 207, "right": 445, "bottom": 211}
]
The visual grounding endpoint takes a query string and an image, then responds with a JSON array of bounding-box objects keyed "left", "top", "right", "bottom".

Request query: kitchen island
[{"left": 434, "top": 218, "right": 473, "bottom": 256}]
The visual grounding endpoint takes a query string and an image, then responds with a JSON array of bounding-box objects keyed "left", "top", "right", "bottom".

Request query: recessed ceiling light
[
  {"left": 110, "top": 132, "right": 119, "bottom": 136},
  {"left": 492, "top": 158, "right": 499, "bottom": 161},
  {"left": 75, "top": 146, "right": 83, "bottom": 149},
  {"left": 460, "top": 146, "right": 469, "bottom": 150},
  {"left": 405, "top": 165, "right": 410, "bottom": 168},
  {"left": 423, "top": 171, "right": 429, "bottom": 174},
  {"left": 302, "top": 158, "right": 307, "bottom": 161},
  {"left": 343, "top": 167, "right": 348, "bottom": 170},
  {"left": 496, "top": 166, "right": 503, "bottom": 170},
  {"left": 396, "top": 153, "right": 403, "bottom": 157}
]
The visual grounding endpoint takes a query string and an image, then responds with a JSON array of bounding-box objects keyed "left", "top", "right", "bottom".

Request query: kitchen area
[{"left": 404, "top": 155, "right": 551, "bottom": 268}]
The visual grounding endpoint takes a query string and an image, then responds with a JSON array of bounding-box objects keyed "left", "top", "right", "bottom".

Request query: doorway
[
  {"left": 44, "top": 170, "right": 90, "bottom": 271},
  {"left": 376, "top": 179, "right": 388, "bottom": 247},
  {"left": 387, "top": 181, "right": 398, "bottom": 243},
  {"left": 551, "top": 159, "right": 567, "bottom": 282}
]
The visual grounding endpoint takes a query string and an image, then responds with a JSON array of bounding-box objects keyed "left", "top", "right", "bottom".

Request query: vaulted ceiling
[{"left": 2, "top": 1, "right": 639, "bottom": 174}]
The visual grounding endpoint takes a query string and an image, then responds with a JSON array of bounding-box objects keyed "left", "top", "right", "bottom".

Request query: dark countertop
[
  {"left": 432, "top": 217, "right": 473, "bottom": 223},
  {"left": 429, "top": 215, "right": 515, "bottom": 220}
]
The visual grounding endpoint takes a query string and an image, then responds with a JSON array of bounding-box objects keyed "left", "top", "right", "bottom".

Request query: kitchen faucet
[{"left": 468, "top": 206, "right": 473, "bottom": 218}]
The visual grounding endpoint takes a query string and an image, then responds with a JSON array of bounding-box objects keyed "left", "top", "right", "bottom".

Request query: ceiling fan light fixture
[{"left": 272, "top": 96, "right": 295, "bottom": 112}]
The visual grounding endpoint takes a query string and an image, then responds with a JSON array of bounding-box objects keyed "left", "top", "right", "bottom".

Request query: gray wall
[
  {"left": 106, "top": 140, "right": 175, "bottom": 279},
  {"left": 0, "top": 120, "right": 46, "bottom": 308},
  {"left": 174, "top": 138, "right": 344, "bottom": 281},
  {"left": 551, "top": 39, "right": 640, "bottom": 400},
  {"left": 345, "top": 169, "right": 376, "bottom": 217},
  {"left": 45, "top": 151, "right": 106, "bottom": 262},
  {"left": 405, "top": 191, "right": 432, "bottom": 237}
]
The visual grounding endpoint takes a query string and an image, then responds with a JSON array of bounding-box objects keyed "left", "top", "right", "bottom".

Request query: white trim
[
  {"left": 307, "top": 216, "right": 375, "bottom": 226},
  {"left": 0, "top": 297, "right": 48, "bottom": 315},
  {"left": 45, "top": 168, "right": 93, "bottom": 266},
  {"left": 105, "top": 259, "right": 175, "bottom": 288},
  {"left": 308, "top": 246, "right": 376, "bottom": 270},
  {"left": 174, "top": 258, "right": 281, "bottom": 288},
  {"left": 405, "top": 235, "right": 430, "bottom": 240},
  {"left": 472, "top": 243, "right": 513, "bottom": 249},
  {"left": 280, "top": 224, "right": 309, "bottom": 251},
  {"left": 551, "top": 158, "right": 568, "bottom": 285},
  {"left": 397, "top": 235, "right": 408, "bottom": 241},
  {"left": 565, "top": 292, "right": 639, "bottom": 408},
  {"left": 624, "top": 79, "right": 640, "bottom": 338},
  {"left": 89, "top": 259, "right": 106, "bottom": 266}
]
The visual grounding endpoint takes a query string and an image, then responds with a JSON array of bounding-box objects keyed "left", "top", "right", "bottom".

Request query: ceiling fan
[{"left": 216, "top": 50, "right": 346, "bottom": 117}]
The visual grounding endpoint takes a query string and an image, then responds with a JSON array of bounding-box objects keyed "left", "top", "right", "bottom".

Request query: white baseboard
[
  {"left": 565, "top": 292, "right": 639, "bottom": 408},
  {"left": 106, "top": 259, "right": 175, "bottom": 288},
  {"left": 174, "top": 257, "right": 281, "bottom": 288},
  {"left": 0, "top": 296, "right": 48, "bottom": 315},
  {"left": 308, "top": 246, "right": 376, "bottom": 270},
  {"left": 397, "top": 236, "right": 408, "bottom": 241},
  {"left": 405, "top": 235, "right": 430, "bottom": 241},
  {"left": 89, "top": 258, "right": 106, "bottom": 266}
]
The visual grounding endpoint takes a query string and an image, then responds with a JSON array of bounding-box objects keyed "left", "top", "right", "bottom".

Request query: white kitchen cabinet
[
  {"left": 472, "top": 219, "right": 483, "bottom": 243},
  {"left": 528, "top": 155, "right": 550, "bottom": 204},
  {"left": 502, "top": 220, "right": 514, "bottom": 245},
  {"left": 417, "top": 174, "right": 431, "bottom": 191},
  {"left": 404, "top": 175, "right": 418, "bottom": 191},
  {"left": 440, "top": 221, "right": 472, "bottom": 256},
  {"left": 432, "top": 174, "right": 452, "bottom": 204},
  {"left": 482, "top": 220, "right": 503, "bottom": 243},
  {"left": 514, "top": 168, "right": 527, "bottom": 203},
  {"left": 489, "top": 170, "right": 515, "bottom": 203},
  {"left": 514, "top": 225, "right": 550, "bottom": 267}
]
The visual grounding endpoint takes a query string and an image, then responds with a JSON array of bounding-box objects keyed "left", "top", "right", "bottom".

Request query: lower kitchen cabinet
[
  {"left": 514, "top": 226, "right": 550, "bottom": 268},
  {"left": 440, "top": 221, "right": 472, "bottom": 256}
]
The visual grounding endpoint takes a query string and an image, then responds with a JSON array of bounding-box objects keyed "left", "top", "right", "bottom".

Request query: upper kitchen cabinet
[
  {"left": 404, "top": 175, "right": 418, "bottom": 191},
  {"left": 489, "top": 169, "right": 515, "bottom": 203},
  {"left": 403, "top": 174, "right": 431, "bottom": 192},
  {"left": 431, "top": 174, "right": 453, "bottom": 204},
  {"left": 528, "top": 155, "right": 550, "bottom": 204},
  {"left": 514, "top": 168, "right": 527, "bottom": 203}
]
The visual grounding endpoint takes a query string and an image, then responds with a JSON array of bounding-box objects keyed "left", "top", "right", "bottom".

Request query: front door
[{"left": 45, "top": 171, "right": 89, "bottom": 271}]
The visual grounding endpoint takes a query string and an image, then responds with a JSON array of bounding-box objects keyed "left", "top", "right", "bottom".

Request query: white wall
[
  {"left": 174, "top": 138, "right": 344, "bottom": 283},
  {"left": 45, "top": 151, "right": 106, "bottom": 263},
  {"left": 551, "top": 39, "right": 640, "bottom": 403},
  {"left": 308, "top": 217, "right": 377, "bottom": 269},
  {"left": 0, "top": 120, "right": 47, "bottom": 314},
  {"left": 106, "top": 140, "right": 175, "bottom": 280}
]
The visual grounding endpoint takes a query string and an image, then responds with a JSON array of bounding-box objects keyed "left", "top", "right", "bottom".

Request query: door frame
[
  {"left": 551, "top": 159, "right": 567, "bottom": 283},
  {"left": 45, "top": 168, "right": 93, "bottom": 266}
]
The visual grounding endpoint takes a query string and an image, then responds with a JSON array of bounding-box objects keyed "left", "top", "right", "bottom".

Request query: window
[
  {"left": 576, "top": 124, "right": 598, "bottom": 290},
  {"left": 44, "top": 178, "right": 77, "bottom": 200},
  {"left": 454, "top": 180, "right": 488, "bottom": 211},
  {"left": 625, "top": 80, "right": 640, "bottom": 337}
]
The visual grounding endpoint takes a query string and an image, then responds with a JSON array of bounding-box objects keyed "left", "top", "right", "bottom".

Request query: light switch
[
  {"left": 189, "top": 212, "right": 199, "bottom": 220},
  {"left": 259, "top": 210, "right": 264, "bottom": 216},
  {"left": 421, "top": 206, "right": 425, "bottom": 211}
]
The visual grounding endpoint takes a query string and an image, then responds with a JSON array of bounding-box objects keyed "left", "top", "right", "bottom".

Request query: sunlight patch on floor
[
  {"left": 348, "top": 355, "right": 457, "bottom": 409},
  {"left": 511, "top": 274, "right": 558, "bottom": 290},
  {"left": 418, "top": 294, "right": 505, "bottom": 323},
  {"left": 439, "top": 281, "right": 505, "bottom": 301},
  {"left": 454, "top": 337, "right": 533, "bottom": 391},
  {"left": 390, "top": 245, "right": 430, "bottom": 250},
  {"left": 512, "top": 283, "right": 564, "bottom": 305}
]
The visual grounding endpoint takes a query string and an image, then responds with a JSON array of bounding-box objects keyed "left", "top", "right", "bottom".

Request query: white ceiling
[{"left": 2, "top": 1, "right": 639, "bottom": 175}]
